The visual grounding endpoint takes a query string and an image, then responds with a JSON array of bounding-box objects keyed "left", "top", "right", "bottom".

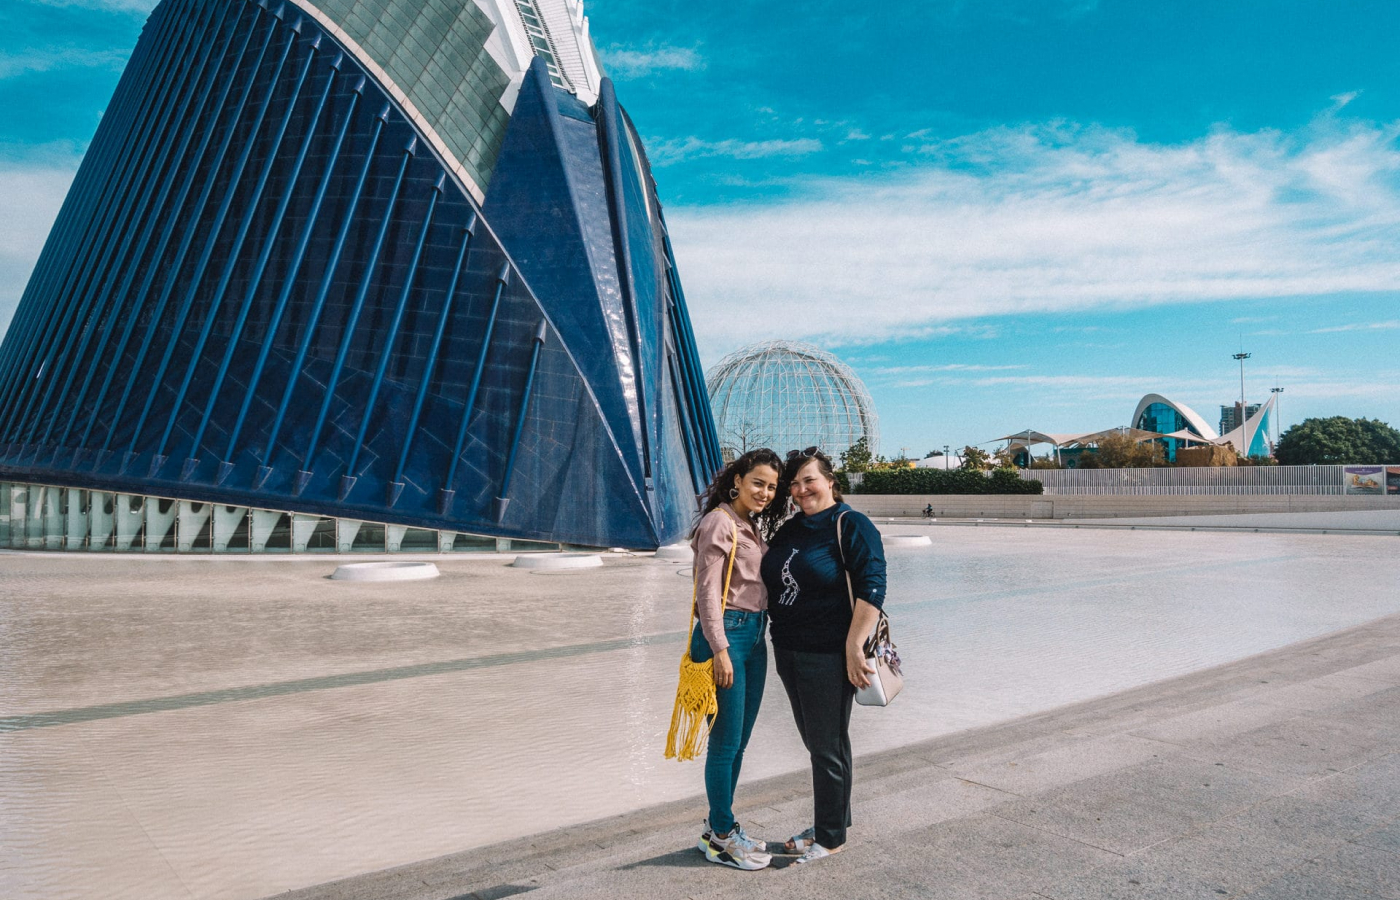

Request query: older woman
[{"left": 761, "top": 447, "right": 886, "bottom": 864}]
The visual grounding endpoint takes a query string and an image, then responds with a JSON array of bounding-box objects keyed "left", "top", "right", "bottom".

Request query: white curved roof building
[
  {"left": 1134, "top": 392, "right": 1275, "bottom": 457},
  {"left": 1132, "top": 393, "right": 1220, "bottom": 443}
]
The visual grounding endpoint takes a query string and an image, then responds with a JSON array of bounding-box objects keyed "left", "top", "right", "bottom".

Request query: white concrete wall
[{"left": 845, "top": 494, "right": 1400, "bottom": 520}]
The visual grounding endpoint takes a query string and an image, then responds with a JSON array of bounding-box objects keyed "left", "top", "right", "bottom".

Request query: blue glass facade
[
  {"left": 0, "top": 0, "right": 720, "bottom": 549},
  {"left": 1135, "top": 401, "right": 1189, "bottom": 461}
]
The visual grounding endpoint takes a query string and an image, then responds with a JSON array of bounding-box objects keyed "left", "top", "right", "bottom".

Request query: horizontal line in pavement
[
  {"left": 0, "top": 630, "right": 688, "bottom": 734},
  {"left": 0, "top": 551, "right": 1300, "bottom": 733}
]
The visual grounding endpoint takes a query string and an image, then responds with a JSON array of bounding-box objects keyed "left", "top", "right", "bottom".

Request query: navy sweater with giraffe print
[{"left": 762, "top": 503, "right": 887, "bottom": 654}]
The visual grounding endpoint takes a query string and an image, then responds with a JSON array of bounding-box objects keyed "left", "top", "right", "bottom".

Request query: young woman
[
  {"left": 761, "top": 447, "right": 887, "bottom": 865},
  {"left": 689, "top": 448, "right": 787, "bottom": 870}
]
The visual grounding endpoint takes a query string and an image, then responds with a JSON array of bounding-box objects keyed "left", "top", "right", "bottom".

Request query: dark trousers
[{"left": 775, "top": 647, "right": 855, "bottom": 849}]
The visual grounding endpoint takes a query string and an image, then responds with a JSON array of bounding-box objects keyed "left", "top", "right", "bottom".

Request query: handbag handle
[{"left": 687, "top": 514, "right": 740, "bottom": 643}]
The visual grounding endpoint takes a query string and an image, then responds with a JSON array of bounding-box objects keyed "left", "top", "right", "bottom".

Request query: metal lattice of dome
[{"left": 706, "top": 340, "right": 879, "bottom": 463}]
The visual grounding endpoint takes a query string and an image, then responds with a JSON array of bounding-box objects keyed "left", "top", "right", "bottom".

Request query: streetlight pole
[
  {"left": 1270, "top": 385, "right": 1284, "bottom": 448},
  {"left": 1232, "top": 350, "right": 1250, "bottom": 451},
  {"left": 943, "top": 444, "right": 949, "bottom": 470}
]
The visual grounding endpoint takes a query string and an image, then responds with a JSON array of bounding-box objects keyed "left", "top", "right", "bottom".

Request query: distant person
[
  {"left": 762, "top": 447, "right": 887, "bottom": 864},
  {"left": 923, "top": 503, "right": 933, "bottom": 519},
  {"left": 688, "top": 449, "right": 787, "bottom": 870}
]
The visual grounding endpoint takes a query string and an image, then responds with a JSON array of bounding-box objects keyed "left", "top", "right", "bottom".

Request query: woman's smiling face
[
  {"left": 789, "top": 458, "right": 836, "bottom": 515},
  {"left": 731, "top": 463, "right": 779, "bottom": 517}
]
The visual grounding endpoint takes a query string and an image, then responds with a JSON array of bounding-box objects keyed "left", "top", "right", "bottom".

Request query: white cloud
[
  {"left": 1307, "top": 320, "right": 1400, "bottom": 333},
  {"left": 602, "top": 44, "right": 703, "bottom": 78},
  {"left": 0, "top": 47, "right": 129, "bottom": 79},
  {"left": 0, "top": 156, "right": 79, "bottom": 334},
  {"left": 27, "top": 0, "right": 156, "bottom": 12},
  {"left": 666, "top": 119, "right": 1400, "bottom": 346},
  {"left": 649, "top": 136, "right": 823, "bottom": 164},
  {"left": 874, "top": 363, "right": 1027, "bottom": 376}
]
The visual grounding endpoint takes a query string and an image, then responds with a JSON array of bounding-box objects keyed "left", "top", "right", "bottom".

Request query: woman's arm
[
  {"left": 841, "top": 511, "right": 887, "bottom": 688},
  {"left": 693, "top": 513, "right": 735, "bottom": 687},
  {"left": 845, "top": 598, "right": 881, "bottom": 688}
]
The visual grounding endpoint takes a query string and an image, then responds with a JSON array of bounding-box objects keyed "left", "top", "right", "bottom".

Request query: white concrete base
[
  {"left": 509, "top": 552, "right": 604, "bottom": 571},
  {"left": 330, "top": 562, "right": 441, "bottom": 582},
  {"left": 653, "top": 543, "right": 693, "bottom": 563},
  {"left": 884, "top": 534, "right": 933, "bottom": 548}
]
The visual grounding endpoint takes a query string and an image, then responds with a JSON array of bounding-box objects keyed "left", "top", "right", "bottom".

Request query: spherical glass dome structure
[{"left": 705, "top": 340, "right": 879, "bottom": 462}]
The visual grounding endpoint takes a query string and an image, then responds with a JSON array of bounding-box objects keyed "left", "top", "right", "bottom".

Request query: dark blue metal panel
[
  {"left": 482, "top": 60, "right": 645, "bottom": 492},
  {"left": 184, "top": 51, "right": 345, "bottom": 480},
  {"left": 0, "top": 0, "right": 202, "bottom": 442},
  {"left": 54, "top": 0, "right": 249, "bottom": 457},
  {"left": 0, "top": 0, "right": 718, "bottom": 549},
  {"left": 390, "top": 215, "right": 474, "bottom": 507}
]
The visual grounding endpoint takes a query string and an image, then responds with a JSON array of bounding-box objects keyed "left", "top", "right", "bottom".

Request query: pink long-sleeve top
[{"left": 691, "top": 503, "right": 768, "bottom": 653}]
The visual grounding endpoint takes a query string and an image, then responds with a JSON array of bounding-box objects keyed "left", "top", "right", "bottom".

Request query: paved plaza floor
[
  {"left": 282, "top": 609, "right": 1400, "bottom": 900},
  {"left": 1, "top": 523, "right": 1398, "bottom": 899}
]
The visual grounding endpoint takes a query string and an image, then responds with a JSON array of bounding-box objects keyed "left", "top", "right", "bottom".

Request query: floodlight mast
[{"left": 1232, "top": 350, "right": 1251, "bottom": 443}]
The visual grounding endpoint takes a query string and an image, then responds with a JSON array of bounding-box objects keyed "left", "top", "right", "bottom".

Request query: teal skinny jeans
[{"left": 689, "top": 608, "right": 768, "bottom": 835}]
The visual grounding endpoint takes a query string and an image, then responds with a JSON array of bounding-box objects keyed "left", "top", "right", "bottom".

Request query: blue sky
[{"left": 3, "top": 0, "right": 1399, "bottom": 456}]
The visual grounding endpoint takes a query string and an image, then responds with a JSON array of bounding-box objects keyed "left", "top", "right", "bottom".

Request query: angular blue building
[{"left": 0, "top": 0, "right": 721, "bottom": 551}]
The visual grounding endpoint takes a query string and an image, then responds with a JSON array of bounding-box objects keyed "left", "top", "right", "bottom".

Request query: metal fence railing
[{"left": 1019, "top": 464, "right": 1358, "bottom": 495}]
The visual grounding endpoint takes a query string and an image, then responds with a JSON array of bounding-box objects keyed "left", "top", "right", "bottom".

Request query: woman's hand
[
  {"left": 845, "top": 598, "right": 881, "bottom": 689},
  {"left": 845, "top": 640, "right": 874, "bottom": 689},
  {"left": 712, "top": 648, "right": 734, "bottom": 689}
]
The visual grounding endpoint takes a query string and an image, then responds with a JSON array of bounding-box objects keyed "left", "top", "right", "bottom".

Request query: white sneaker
[
  {"left": 732, "top": 823, "right": 768, "bottom": 854},
  {"left": 699, "top": 819, "right": 767, "bottom": 855},
  {"left": 794, "top": 842, "right": 843, "bottom": 865},
  {"left": 703, "top": 827, "right": 772, "bottom": 870}
]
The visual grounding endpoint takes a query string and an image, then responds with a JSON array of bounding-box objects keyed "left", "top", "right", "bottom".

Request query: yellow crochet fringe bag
[{"left": 664, "top": 516, "right": 739, "bottom": 761}]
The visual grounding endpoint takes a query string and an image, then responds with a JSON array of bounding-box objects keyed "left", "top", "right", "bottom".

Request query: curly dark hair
[
  {"left": 694, "top": 449, "right": 788, "bottom": 539},
  {"left": 782, "top": 446, "right": 843, "bottom": 503}
]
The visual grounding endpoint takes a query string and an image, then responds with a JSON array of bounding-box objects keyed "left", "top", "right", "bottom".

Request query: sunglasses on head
[{"left": 786, "top": 446, "right": 821, "bottom": 460}]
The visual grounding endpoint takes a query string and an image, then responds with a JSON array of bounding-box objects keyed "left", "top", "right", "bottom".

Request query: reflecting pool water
[{"left": 1, "top": 525, "right": 1398, "bottom": 899}]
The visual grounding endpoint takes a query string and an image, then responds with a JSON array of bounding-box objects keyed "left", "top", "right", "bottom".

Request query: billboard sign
[
  {"left": 1387, "top": 466, "right": 1400, "bottom": 496},
  {"left": 1343, "top": 466, "right": 1386, "bottom": 495}
]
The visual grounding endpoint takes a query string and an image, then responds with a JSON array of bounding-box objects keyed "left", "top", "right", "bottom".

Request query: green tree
[
  {"left": 840, "top": 436, "right": 873, "bottom": 473},
  {"left": 1093, "top": 430, "right": 1164, "bottom": 468},
  {"left": 960, "top": 446, "right": 991, "bottom": 470},
  {"left": 1275, "top": 417, "right": 1400, "bottom": 465}
]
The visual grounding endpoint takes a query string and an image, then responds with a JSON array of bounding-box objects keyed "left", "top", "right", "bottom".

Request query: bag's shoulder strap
[
  {"left": 719, "top": 515, "right": 740, "bottom": 614},
  {"left": 835, "top": 510, "right": 855, "bottom": 613},
  {"left": 688, "top": 513, "right": 741, "bottom": 636}
]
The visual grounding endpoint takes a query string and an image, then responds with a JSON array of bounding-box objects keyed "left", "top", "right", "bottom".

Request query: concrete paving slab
[
  {"left": 862, "top": 812, "right": 1120, "bottom": 899},
  {"left": 1220, "top": 773, "right": 1395, "bottom": 853},
  {"left": 1341, "top": 656, "right": 1400, "bottom": 685},
  {"left": 1244, "top": 865, "right": 1388, "bottom": 900},
  {"left": 1126, "top": 698, "right": 1293, "bottom": 747},
  {"left": 990, "top": 754, "right": 1301, "bottom": 856},
  {"left": 1240, "top": 671, "right": 1400, "bottom": 714},
  {"left": 1036, "top": 820, "right": 1341, "bottom": 899},
  {"left": 947, "top": 733, "right": 1169, "bottom": 796},
  {"left": 1181, "top": 715, "right": 1389, "bottom": 779},
  {"left": 1353, "top": 817, "right": 1400, "bottom": 855}
]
